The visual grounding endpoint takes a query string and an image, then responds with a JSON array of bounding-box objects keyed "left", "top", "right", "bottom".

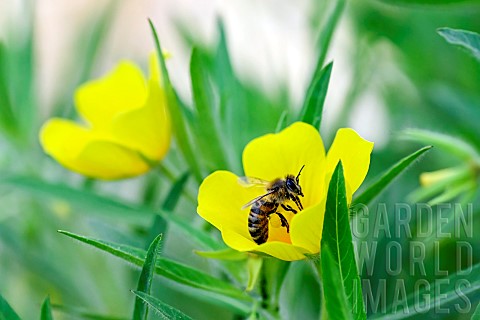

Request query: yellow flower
[
  {"left": 197, "top": 122, "right": 373, "bottom": 261},
  {"left": 40, "top": 55, "right": 170, "bottom": 179}
]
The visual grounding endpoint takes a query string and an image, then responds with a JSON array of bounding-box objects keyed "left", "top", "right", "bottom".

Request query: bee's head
[{"left": 286, "top": 165, "right": 305, "bottom": 197}]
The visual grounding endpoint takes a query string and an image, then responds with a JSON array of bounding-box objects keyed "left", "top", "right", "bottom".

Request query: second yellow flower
[{"left": 40, "top": 55, "right": 170, "bottom": 179}]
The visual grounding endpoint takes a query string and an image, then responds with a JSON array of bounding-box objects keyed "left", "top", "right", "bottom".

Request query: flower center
[{"left": 267, "top": 194, "right": 305, "bottom": 244}]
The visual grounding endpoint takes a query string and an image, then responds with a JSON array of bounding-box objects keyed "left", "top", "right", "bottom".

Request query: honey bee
[{"left": 239, "top": 165, "right": 305, "bottom": 244}]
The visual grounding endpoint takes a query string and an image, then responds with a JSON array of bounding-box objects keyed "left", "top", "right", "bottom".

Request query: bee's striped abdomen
[{"left": 248, "top": 200, "right": 275, "bottom": 244}]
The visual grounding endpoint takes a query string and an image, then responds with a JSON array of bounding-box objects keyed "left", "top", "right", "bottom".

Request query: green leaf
[
  {"left": 300, "top": 0, "right": 342, "bottom": 132},
  {"left": 8, "top": 3, "right": 35, "bottom": 141},
  {"left": 133, "top": 234, "right": 163, "bottom": 320},
  {"left": 0, "top": 175, "right": 223, "bottom": 250},
  {"left": 166, "top": 213, "right": 225, "bottom": 250},
  {"left": 408, "top": 166, "right": 471, "bottom": 203},
  {"left": 427, "top": 180, "right": 475, "bottom": 206},
  {"left": 0, "top": 175, "right": 151, "bottom": 222},
  {"left": 215, "top": 19, "right": 237, "bottom": 121},
  {"left": 51, "top": 305, "right": 126, "bottom": 320},
  {"left": 314, "top": 0, "right": 345, "bottom": 71},
  {"left": 275, "top": 111, "right": 289, "bottom": 133},
  {"left": 438, "top": 28, "right": 480, "bottom": 61},
  {"left": 0, "top": 293, "right": 21, "bottom": 320},
  {"left": 132, "top": 291, "right": 192, "bottom": 320},
  {"left": 320, "top": 245, "right": 354, "bottom": 320},
  {"left": 472, "top": 301, "right": 480, "bottom": 320},
  {"left": 58, "top": 231, "right": 251, "bottom": 305},
  {"left": 352, "top": 146, "right": 433, "bottom": 208},
  {"left": 321, "top": 162, "right": 366, "bottom": 319},
  {"left": 402, "top": 129, "right": 480, "bottom": 163},
  {"left": 378, "top": 0, "right": 478, "bottom": 4},
  {"left": 52, "top": 3, "right": 118, "bottom": 119},
  {"left": 40, "top": 296, "right": 54, "bottom": 320},
  {"left": 190, "top": 48, "right": 229, "bottom": 170},
  {"left": 371, "top": 263, "right": 480, "bottom": 319},
  {"left": 145, "top": 172, "right": 190, "bottom": 246},
  {"left": 0, "top": 42, "right": 18, "bottom": 138},
  {"left": 300, "top": 61, "right": 333, "bottom": 130},
  {"left": 195, "top": 248, "right": 248, "bottom": 261},
  {"left": 148, "top": 19, "right": 203, "bottom": 183},
  {"left": 161, "top": 172, "right": 190, "bottom": 212},
  {"left": 213, "top": 21, "right": 248, "bottom": 174}
]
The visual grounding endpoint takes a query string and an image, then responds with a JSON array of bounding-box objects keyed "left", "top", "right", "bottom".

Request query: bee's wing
[
  {"left": 238, "top": 176, "right": 270, "bottom": 188},
  {"left": 241, "top": 190, "right": 275, "bottom": 210}
]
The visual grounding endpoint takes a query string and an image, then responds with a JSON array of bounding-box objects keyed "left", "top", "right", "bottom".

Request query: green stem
[
  {"left": 311, "top": 259, "right": 326, "bottom": 320},
  {"left": 258, "top": 259, "right": 290, "bottom": 318},
  {"left": 156, "top": 163, "right": 196, "bottom": 204},
  {"left": 260, "top": 266, "right": 269, "bottom": 310},
  {"left": 82, "top": 177, "right": 96, "bottom": 191}
]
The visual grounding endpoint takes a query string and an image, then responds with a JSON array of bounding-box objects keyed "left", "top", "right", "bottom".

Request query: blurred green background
[{"left": 1, "top": 0, "right": 480, "bottom": 318}]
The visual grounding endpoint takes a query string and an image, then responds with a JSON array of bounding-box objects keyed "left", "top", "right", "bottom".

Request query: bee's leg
[
  {"left": 275, "top": 212, "right": 290, "bottom": 233},
  {"left": 291, "top": 195, "right": 303, "bottom": 211},
  {"left": 281, "top": 204, "right": 297, "bottom": 214}
]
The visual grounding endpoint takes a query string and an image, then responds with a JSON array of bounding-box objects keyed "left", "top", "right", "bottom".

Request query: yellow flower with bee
[
  {"left": 197, "top": 122, "right": 373, "bottom": 261},
  {"left": 40, "top": 54, "right": 170, "bottom": 180}
]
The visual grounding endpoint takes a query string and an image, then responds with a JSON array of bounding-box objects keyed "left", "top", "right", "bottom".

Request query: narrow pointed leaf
[
  {"left": 166, "top": 213, "right": 225, "bottom": 250},
  {"left": 438, "top": 28, "right": 480, "bottom": 61},
  {"left": 215, "top": 19, "right": 236, "bottom": 121},
  {"left": 52, "top": 3, "right": 118, "bottom": 118},
  {"left": 300, "top": 61, "right": 333, "bottom": 130},
  {"left": 51, "top": 304, "right": 127, "bottom": 320},
  {"left": 321, "top": 245, "right": 354, "bottom": 320},
  {"left": 132, "top": 291, "right": 192, "bottom": 320},
  {"left": 380, "top": 0, "right": 478, "bottom": 4},
  {"left": 321, "top": 162, "right": 366, "bottom": 319},
  {"left": 58, "top": 231, "right": 251, "bottom": 304},
  {"left": 148, "top": 19, "right": 203, "bottom": 183},
  {"left": 161, "top": 172, "right": 190, "bottom": 212},
  {"left": 314, "top": 0, "right": 345, "bottom": 71},
  {"left": 275, "top": 111, "right": 289, "bottom": 133},
  {"left": 190, "top": 48, "right": 229, "bottom": 170},
  {"left": 472, "top": 302, "right": 480, "bottom": 320},
  {"left": 371, "top": 263, "right": 480, "bottom": 320},
  {"left": 0, "top": 175, "right": 152, "bottom": 222},
  {"left": 145, "top": 172, "right": 190, "bottom": 246},
  {"left": 133, "top": 234, "right": 163, "bottom": 320},
  {"left": 40, "top": 297, "right": 54, "bottom": 320},
  {"left": 0, "top": 43, "right": 18, "bottom": 137},
  {"left": 352, "top": 146, "right": 433, "bottom": 208},
  {"left": 403, "top": 129, "right": 480, "bottom": 163},
  {"left": 0, "top": 293, "right": 21, "bottom": 320},
  {"left": 0, "top": 175, "right": 223, "bottom": 250}
]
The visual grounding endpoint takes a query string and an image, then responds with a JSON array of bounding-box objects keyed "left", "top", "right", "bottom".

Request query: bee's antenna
[{"left": 296, "top": 165, "right": 305, "bottom": 181}]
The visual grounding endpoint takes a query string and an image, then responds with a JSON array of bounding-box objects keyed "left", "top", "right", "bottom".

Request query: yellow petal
[
  {"left": 40, "top": 118, "right": 96, "bottom": 161},
  {"left": 222, "top": 229, "right": 307, "bottom": 261},
  {"left": 197, "top": 171, "right": 263, "bottom": 239},
  {"left": 110, "top": 79, "right": 171, "bottom": 161},
  {"left": 290, "top": 199, "right": 326, "bottom": 254},
  {"left": 73, "top": 140, "right": 150, "bottom": 179},
  {"left": 325, "top": 128, "right": 374, "bottom": 200},
  {"left": 242, "top": 122, "right": 326, "bottom": 208},
  {"left": 75, "top": 61, "right": 147, "bottom": 129},
  {"left": 40, "top": 119, "right": 149, "bottom": 179},
  {"left": 254, "top": 241, "right": 307, "bottom": 261}
]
